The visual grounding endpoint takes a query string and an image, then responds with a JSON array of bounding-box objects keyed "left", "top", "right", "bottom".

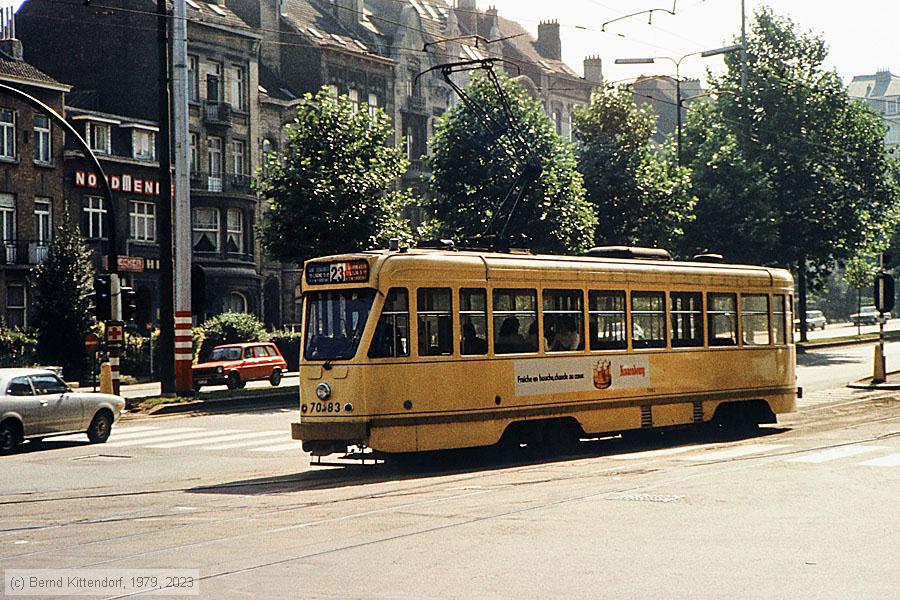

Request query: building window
[
  {"left": 0, "top": 194, "right": 15, "bottom": 264},
  {"left": 189, "top": 132, "right": 198, "bottom": 173},
  {"left": 82, "top": 196, "right": 106, "bottom": 239},
  {"left": 188, "top": 55, "right": 199, "bottom": 101},
  {"left": 34, "top": 198, "right": 51, "bottom": 245},
  {"left": 225, "top": 208, "right": 243, "bottom": 254},
  {"left": 348, "top": 88, "right": 359, "bottom": 114},
  {"left": 130, "top": 200, "right": 156, "bottom": 242},
  {"left": 327, "top": 84, "right": 338, "bottom": 99},
  {"left": 132, "top": 129, "right": 156, "bottom": 161},
  {"left": 87, "top": 122, "right": 111, "bottom": 155},
  {"left": 226, "top": 291, "right": 248, "bottom": 313},
  {"left": 0, "top": 108, "right": 15, "bottom": 159},
  {"left": 368, "top": 93, "right": 378, "bottom": 117},
  {"left": 231, "top": 139, "right": 246, "bottom": 176},
  {"left": 206, "top": 61, "right": 222, "bottom": 102},
  {"left": 192, "top": 207, "right": 219, "bottom": 252},
  {"left": 227, "top": 64, "right": 246, "bottom": 110},
  {"left": 6, "top": 284, "right": 25, "bottom": 329},
  {"left": 34, "top": 114, "right": 51, "bottom": 164},
  {"left": 207, "top": 136, "right": 223, "bottom": 191}
]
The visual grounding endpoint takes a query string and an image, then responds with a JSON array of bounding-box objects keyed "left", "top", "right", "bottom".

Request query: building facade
[
  {"left": 0, "top": 25, "right": 69, "bottom": 330},
  {"left": 849, "top": 69, "right": 900, "bottom": 150},
  {"left": 14, "top": 0, "right": 597, "bottom": 329},
  {"left": 18, "top": 0, "right": 267, "bottom": 326}
]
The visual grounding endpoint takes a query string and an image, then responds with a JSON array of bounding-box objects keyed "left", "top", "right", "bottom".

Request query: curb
[
  {"left": 129, "top": 389, "right": 297, "bottom": 417},
  {"left": 846, "top": 369, "right": 900, "bottom": 391}
]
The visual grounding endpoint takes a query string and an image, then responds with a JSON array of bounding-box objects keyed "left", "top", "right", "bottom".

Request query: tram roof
[{"left": 304, "top": 249, "right": 794, "bottom": 289}]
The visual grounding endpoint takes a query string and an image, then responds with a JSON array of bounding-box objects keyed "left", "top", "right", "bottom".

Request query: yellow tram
[{"left": 291, "top": 246, "right": 797, "bottom": 456}]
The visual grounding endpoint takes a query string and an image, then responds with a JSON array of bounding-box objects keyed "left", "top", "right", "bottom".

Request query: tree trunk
[
  {"left": 857, "top": 287, "right": 862, "bottom": 336},
  {"left": 797, "top": 259, "right": 808, "bottom": 343}
]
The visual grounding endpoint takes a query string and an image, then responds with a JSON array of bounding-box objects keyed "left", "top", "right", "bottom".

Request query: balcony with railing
[
  {"left": 0, "top": 239, "right": 51, "bottom": 266},
  {"left": 190, "top": 171, "right": 253, "bottom": 194},
  {"left": 406, "top": 95, "right": 426, "bottom": 113},
  {"left": 203, "top": 101, "right": 232, "bottom": 126}
]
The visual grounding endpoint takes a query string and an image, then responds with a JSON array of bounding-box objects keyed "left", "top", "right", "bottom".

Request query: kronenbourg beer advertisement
[{"left": 514, "top": 356, "right": 650, "bottom": 397}]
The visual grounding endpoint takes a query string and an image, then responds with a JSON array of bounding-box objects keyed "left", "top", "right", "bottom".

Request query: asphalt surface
[{"left": 4, "top": 353, "right": 900, "bottom": 598}]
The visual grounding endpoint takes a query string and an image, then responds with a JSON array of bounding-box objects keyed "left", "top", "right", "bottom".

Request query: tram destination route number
[{"left": 306, "top": 260, "right": 369, "bottom": 285}]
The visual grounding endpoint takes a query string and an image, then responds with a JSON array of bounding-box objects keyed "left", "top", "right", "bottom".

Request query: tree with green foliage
[
  {"left": 682, "top": 8, "right": 900, "bottom": 340},
  {"left": 427, "top": 72, "right": 596, "bottom": 254},
  {"left": 257, "top": 87, "right": 414, "bottom": 265},
  {"left": 197, "top": 311, "right": 268, "bottom": 361},
  {"left": 30, "top": 210, "right": 94, "bottom": 380},
  {"left": 573, "top": 84, "right": 695, "bottom": 250}
]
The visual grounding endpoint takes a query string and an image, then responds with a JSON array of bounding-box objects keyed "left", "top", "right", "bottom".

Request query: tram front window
[{"left": 304, "top": 289, "right": 376, "bottom": 360}]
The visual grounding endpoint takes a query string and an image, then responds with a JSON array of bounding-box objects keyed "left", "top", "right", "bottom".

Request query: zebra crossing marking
[
  {"left": 785, "top": 445, "right": 887, "bottom": 464},
  {"left": 249, "top": 442, "right": 303, "bottom": 453},
  {"left": 679, "top": 444, "right": 791, "bottom": 462},
  {"left": 609, "top": 444, "right": 718, "bottom": 460},
  {"left": 202, "top": 435, "right": 290, "bottom": 450},
  {"left": 106, "top": 429, "right": 239, "bottom": 447},
  {"left": 147, "top": 431, "right": 288, "bottom": 449},
  {"left": 859, "top": 453, "right": 900, "bottom": 467}
]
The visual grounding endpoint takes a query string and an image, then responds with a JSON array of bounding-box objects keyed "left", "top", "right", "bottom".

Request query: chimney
[
  {"left": 455, "top": 0, "right": 477, "bottom": 36},
  {"left": 583, "top": 56, "right": 603, "bottom": 84},
  {"left": 0, "top": 6, "right": 22, "bottom": 61},
  {"left": 334, "top": 0, "right": 364, "bottom": 32},
  {"left": 485, "top": 5, "right": 500, "bottom": 51},
  {"left": 536, "top": 20, "right": 561, "bottom": 61}
]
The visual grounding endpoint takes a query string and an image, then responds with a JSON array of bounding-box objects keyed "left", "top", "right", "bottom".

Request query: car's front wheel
[
  {"left": 87, "top": 411, "right": 113, "bottom": 444},
  {"left": 0, "top": 420, "right": 22, "bottom": 454},
  {"left": 269, "top": 368, "right": 282, "bottom": 387},
  {"left": 227, "top": 372, "right": 244, "bottom": 390}
]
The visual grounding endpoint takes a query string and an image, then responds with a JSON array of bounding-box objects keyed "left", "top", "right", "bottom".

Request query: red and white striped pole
[
  {"left": 110, "top": 273, "right": 122, "bottom": 396},
  {"left": 175, "top": 310, "right": 193, "bottom": 393}
]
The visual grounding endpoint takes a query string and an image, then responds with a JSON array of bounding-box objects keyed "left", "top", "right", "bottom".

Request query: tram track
[{"left": 4, "top": 389, "right": 899, "bottom": 570}]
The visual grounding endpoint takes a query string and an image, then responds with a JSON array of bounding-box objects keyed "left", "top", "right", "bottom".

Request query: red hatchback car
[{"left": 192, "top": 342, "right": 287, "bottom": 391}]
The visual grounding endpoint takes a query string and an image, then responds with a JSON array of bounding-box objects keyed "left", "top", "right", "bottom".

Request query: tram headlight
[
  {"left": 315, "top": 382, "right": 331, "bottom": 400},
  {"left": 216, "top": 366, "right": 224, "bottom": 374}
]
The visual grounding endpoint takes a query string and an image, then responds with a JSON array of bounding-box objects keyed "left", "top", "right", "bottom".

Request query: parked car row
[{"left": 1, "top": 368, "right": 125, "bottom": 454}]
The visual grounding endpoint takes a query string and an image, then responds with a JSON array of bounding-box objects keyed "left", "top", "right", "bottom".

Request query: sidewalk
[{"left": 848, "top": 370, "right": 900, "bottom": 391}]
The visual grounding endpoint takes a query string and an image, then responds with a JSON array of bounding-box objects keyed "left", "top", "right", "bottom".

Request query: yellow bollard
[
  {"left": 99, "top": 362, "right": 113, "bottom": 394},
  {"left": 873, "top": 344, "right": 886, "bottom": 385}
]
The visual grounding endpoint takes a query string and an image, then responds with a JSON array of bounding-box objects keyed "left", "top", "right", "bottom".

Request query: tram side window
[
  {"left": 460, "top": 288, "right": 488, "bottom": 355},
  {"left": 368, "top": 288, "right": 410, "bottom": 358},
  {"left": 589, "top": 290, "right": 627, "bottom": 351},
  {"left": 708, "top": 293, "right": 738, "bottom": 346},
  {"left": 773, "top": 294, "right": 787, "bottom": 345},
  {"left": 632, "top": 292, "right": 666, "bottom": 349},
  {"left": 417, "top": 288, "right": 453, "bottom": 356},
  {"left": 671, "top": 292, "right": 703, "bottom": 348},
  {"left": 543, "top": 289, "right": 585, "bottom": 352},
  {"left": 742, "top": 294, "right": 771, "bottom": 345},
  {"left": 493, "top": 288, "right": 538, "bottom": 354}
]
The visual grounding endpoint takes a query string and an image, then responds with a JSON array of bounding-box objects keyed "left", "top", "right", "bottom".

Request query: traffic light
[
  {"left": 91, "top": 275, "right": 111, "bottom": 320},
  {"left": 121, "top": 286, "right": 137, "bottom": 321}
]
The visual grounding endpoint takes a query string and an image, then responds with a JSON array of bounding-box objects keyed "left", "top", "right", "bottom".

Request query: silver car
[{"left": 0, "top": 368, "right": 125, "bottom": 453}]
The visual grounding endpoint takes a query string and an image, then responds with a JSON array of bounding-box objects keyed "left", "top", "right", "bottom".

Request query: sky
[{"left": 486, "top": 0, "right": 900, "bottom": 85}]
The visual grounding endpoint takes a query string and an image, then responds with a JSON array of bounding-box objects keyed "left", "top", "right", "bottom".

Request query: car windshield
[
  {"left": 209, "top": 347, "right": 242, "bottom": 361},
  {"left": 304, "top": 289, "right": 376, "bottom": 361}
]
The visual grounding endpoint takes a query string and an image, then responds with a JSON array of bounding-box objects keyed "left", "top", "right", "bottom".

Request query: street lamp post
[{"left": 615, "top": 44, "right": 742, "bottom": 167}]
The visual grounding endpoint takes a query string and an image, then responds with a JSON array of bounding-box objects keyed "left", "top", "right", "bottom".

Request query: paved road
[{"left": 5, "top": 362, "right": 899, "bottom": 598}]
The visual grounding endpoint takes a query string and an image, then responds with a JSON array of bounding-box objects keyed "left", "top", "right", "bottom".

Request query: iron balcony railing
[
  {"left": 0, "top": 239, "right": 50, "bottom": 266},
  {"left": 203, "top": 101, "right": 232, "bottom": 125}
]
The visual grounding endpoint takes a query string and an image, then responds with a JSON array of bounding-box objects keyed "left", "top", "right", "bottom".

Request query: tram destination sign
[{"left": 306, "top": 259, "right": 370, "bottom": 285}]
